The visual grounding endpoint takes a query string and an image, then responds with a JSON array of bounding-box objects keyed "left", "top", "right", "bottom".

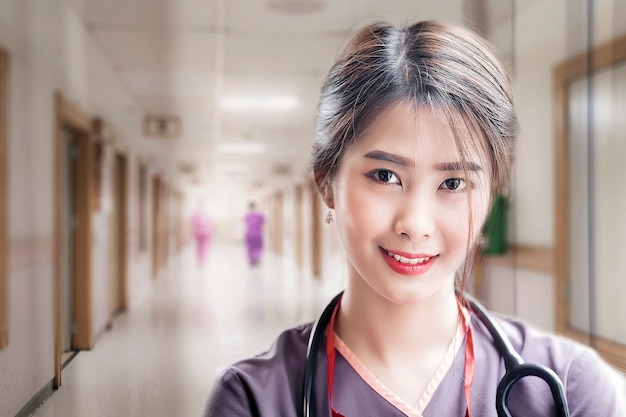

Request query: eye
[
  {"left": 440, "top": 178, "right": 466, "bottom": 191},
  {"left": 367, "top": 169, "right": 401, "bottom": 185}
]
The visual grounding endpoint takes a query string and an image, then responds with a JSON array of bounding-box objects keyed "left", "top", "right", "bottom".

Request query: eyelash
[
  {"left": 366, "top": 169, "right": 401, "bottom": 185},
  {"left": 366, "top": 170, "right": 468, "bottom": 192},
  {"left": 439, "top": 178, "right": 467, "bottom": 192}
]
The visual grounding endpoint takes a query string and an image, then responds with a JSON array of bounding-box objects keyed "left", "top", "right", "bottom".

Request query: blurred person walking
[
  {"left": 244, "top": 202, "right": 265, "bottom": 266},
  {"left": 192, "top": 200, "right": 213, "bottom": 267}
]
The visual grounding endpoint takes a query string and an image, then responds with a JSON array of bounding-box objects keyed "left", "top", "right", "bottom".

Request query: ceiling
[{"left": 68, "top": 0, "right": 521, "bottom": 195}]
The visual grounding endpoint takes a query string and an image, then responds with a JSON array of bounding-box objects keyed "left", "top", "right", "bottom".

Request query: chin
[{"left": 382, "top": 277, "right": 455, "bottom": 305}]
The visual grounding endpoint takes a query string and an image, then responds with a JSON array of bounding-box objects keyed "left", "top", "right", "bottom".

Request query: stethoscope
[{"left": 302, "top": 291, "right": 571, "bottom": 417}]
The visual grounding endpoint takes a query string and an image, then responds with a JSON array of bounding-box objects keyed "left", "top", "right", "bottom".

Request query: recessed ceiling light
[
  {"left": 143, "top": 114, "right": 182, "bottom": 139},
  {"left": 219, "top": 95, "right": 298, "bottom": 111},
  {"left": 216, "top": 142, "right": 265, "bottom": 154}
]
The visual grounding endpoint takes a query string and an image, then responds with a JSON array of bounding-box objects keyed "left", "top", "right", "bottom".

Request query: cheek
[
  {"left": 439, "top": 203, "right": 472, "bottom": 241},
  {"left": 336, "top": 181, "right": 377, "bottom": 228},
  {"left": 439, "top": 194, "right": 488, "bottom": 244},
  {"left": 333, "top": 176, "right": 391, "bottom": 246},
  {"left": 334, "top": 186, "right": 370, "bottom": 262}
]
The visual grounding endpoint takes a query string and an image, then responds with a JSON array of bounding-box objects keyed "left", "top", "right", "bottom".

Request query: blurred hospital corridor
[
  {"left": 30, "top": 239, "right": 345, "bottom": 417},
  {"left": 2, "top": 0, "right": 626, "bottom": 415}
]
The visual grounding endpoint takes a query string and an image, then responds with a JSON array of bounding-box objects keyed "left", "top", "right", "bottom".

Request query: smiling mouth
[{"left": 383, "top": 249, "right": 435, "bottom": 265}]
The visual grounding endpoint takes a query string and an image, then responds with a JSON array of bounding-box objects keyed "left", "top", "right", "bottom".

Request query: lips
[
  {"left": 380, "top": 247, "right": 437, "bottom": 275},
  {"left": 383, "top": 249, "right": 432, "bottom": 265}
]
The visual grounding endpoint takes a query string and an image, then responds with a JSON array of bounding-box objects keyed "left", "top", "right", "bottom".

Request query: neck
[{"left": 335, "top": 279, "right": 459, "bottom": 365}]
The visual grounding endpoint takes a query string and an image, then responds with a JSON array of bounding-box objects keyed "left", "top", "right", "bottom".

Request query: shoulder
[
  {"left": 471, "top": 313, "right": 626, "bottom": 416},
  {"left": 472, "top": 314, "right": 582, "bottom": 369},
  {"left": 226, "top": 323, "right": 311, "bottom": 378},
  {"left": 203, "top": 323, "right": 313, "bottom": 417},
  {"left": 476, "top": 313, "right": 609, "bottom": 375}
]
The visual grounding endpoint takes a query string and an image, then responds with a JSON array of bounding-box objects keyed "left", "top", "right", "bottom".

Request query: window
[{"left": 555, "top": 33, "right": 626, "bottom": 370}]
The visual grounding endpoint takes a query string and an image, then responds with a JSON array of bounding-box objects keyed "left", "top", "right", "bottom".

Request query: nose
[{"left": 393, "top": 190, "right": 435, "bottom": 241}]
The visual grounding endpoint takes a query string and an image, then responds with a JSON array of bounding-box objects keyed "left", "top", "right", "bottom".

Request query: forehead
[{"left": 351, "top": 102, "right": 472, "bottom": 161}]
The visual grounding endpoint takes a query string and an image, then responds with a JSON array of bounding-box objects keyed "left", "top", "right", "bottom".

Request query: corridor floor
[{"left": 33, "top": 241, "right": 345, "bottom": 417}]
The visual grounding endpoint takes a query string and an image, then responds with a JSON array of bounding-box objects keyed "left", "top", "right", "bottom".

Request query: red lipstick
[{"left": 380, "top": 247, "right": 437, "bottom": 276}]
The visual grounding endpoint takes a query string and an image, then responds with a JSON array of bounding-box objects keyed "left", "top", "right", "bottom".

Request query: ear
[{"left": 320, "top": 182, "right": 335, "bottom": 209}]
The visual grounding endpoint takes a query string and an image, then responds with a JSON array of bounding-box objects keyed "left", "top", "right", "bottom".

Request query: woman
[
  {"left": 244, "top": 202, "right": 265, "bottom": 266},
  {"left": 192, "top": 200, "right": 213, "bottom": 267},
  {"left": 203, "top": 21, "right": 624, "bottom": 416}
]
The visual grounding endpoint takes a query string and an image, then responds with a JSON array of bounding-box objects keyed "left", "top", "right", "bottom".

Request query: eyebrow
[
  {"left": 434, "top": 162, "right": 482, "bottom": 172},
  {"left": 364, "top": 150, "right": 412, "bottom": 166},
  {"left": 364, "top": 150, "right": 482, "bottom": 172}
]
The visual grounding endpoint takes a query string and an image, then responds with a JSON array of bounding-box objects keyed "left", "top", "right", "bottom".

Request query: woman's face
[{"left": 327, "top": 102, "right": 491, "bottom": 304}]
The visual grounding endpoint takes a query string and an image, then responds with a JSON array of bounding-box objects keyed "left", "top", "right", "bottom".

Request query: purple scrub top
[{"left": 203, "top": 313, "right": 625, "bottom": 416}]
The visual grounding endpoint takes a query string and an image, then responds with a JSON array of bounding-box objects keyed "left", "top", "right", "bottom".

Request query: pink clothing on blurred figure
[
  {"left": 244, "top": 209, "right": 265, "bottom": 266},
  {"left": 192, "top": 208, "right": 213, "bottom": 267}
]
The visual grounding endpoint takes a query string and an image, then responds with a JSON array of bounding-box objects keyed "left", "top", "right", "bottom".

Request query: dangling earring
[{"left": 325, "top": 210, "right": 334, "bottom": 224}]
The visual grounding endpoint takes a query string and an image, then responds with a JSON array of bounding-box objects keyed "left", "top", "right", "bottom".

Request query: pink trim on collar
[{"left": 333, "top": 306, "right": 468, "bottom": 416}]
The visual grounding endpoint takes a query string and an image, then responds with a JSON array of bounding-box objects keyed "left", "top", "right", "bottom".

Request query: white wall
[
  {"left": 0, "top": 1, "right": 156, "bottom": 415},
  {"left": 480, "top": 263, "right": 555, "bottom": 332},
  {"left": 0, "top": 1, "right": 68, "bottom": 415}
]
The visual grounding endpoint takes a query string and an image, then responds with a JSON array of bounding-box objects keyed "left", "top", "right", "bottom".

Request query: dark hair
[
  {"left": 311, "top": 20, "right": 519, "bottom": 291},
  {"left": 313, "top": 20, "right": 517, "bottom": 192}
]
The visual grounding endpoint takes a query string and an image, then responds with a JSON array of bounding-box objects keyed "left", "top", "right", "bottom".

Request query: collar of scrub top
[{"left": 324, "top": 293, "right": 475, "bottom": 417}]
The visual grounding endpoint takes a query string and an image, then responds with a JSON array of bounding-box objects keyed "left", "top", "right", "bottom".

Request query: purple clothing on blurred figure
[
  {"left": 192, "top": 209, "right": 212, "bottom": 267},
  {"left": 244, "top": 210, "right": 265, "bottom": 266}
]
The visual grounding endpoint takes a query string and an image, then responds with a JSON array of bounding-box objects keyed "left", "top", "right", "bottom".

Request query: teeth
[{"left": 387, "top": 250, "right": 430, "bottom": 265}]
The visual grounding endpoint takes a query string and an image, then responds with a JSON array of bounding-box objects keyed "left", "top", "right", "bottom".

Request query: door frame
[
  {"left": 138, "top": 159, "right": 148, "bottom": 253},
  {"left": 309, "top": 178, "right": 321, "bottom": 278},
  {"left": 294, "top": 183, "right": 303, "bottom": 268},
  {"left": 554, "top": 33, "right": 626, "bottom": 370},
  {"left": 152, "top": 174, "right": 160, "bottom": 278},
  {"left": 53, "top": 93, "right": 94, "bottom": 387},
  {"left": 0, "top": 47, "right": 9, "bottom": 350},
  {"left": 110, "top": 151, "right": 128, "bottom": 320}
]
